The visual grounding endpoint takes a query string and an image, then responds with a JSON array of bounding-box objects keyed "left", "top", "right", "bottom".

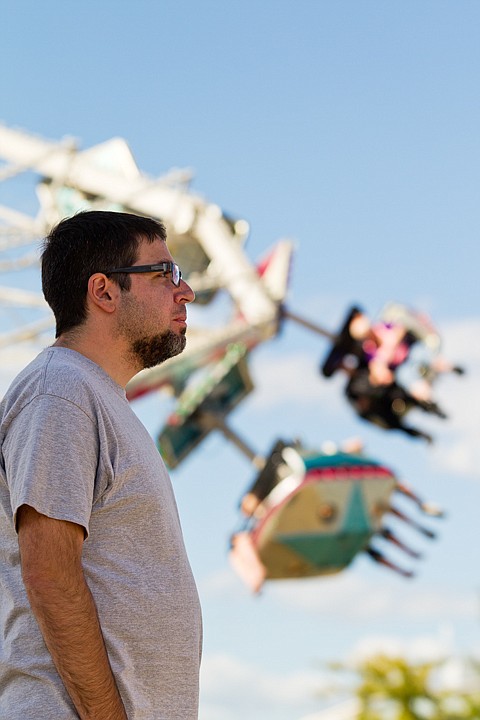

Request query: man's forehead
[{"left": 136, "top": 236, "right": 171, "bottom": 262}]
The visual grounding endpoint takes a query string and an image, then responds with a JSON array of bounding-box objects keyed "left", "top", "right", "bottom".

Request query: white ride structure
[{"left": 0, "top": 123, "right": 298, "bottom": 460}]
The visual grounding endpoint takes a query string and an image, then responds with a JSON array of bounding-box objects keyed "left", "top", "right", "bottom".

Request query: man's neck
[{"left": 53, "top": 331, "right": 139, "bottom": 388}]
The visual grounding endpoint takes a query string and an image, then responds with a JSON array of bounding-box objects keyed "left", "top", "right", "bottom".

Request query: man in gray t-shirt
[{"left": 0, "top": 211, "right": 202, "bottom": 719}]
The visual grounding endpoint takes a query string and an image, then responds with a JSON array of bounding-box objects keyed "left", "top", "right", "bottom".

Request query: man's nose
[{"left": 177, "top": 279, "right": 195, "bottom": 303}]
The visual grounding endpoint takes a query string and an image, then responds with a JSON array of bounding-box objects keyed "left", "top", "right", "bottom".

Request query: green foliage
[{"left": 336, "top": 654, "right": 480, "bottom": 720}]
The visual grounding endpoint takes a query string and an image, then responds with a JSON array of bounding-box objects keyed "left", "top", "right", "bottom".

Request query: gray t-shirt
[{"left": 0, "top": 347, "right": 202, "bottom": 719}]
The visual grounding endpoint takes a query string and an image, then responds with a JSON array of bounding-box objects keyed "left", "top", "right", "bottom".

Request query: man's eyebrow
[{"left": 136, "top": 261, "right": 172, "bottom": 267}]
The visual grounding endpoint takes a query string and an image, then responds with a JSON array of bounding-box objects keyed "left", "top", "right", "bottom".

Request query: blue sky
[{"left": 1, "top": 2, "right": 479, "bottom": 718}]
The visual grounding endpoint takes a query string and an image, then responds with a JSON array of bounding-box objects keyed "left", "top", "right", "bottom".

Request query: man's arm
[{"left": 17, "top": 504, "right": 128, "bottom": 720}]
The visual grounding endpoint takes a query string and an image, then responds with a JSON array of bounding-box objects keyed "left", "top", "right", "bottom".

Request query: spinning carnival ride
[{"left": 0, "top": 124, "right": 462, "bottom": 589}]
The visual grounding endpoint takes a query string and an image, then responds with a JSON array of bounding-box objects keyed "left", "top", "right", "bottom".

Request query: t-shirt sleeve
[{"left": 4, "top": 393, "right": 100, "bottom": 537}]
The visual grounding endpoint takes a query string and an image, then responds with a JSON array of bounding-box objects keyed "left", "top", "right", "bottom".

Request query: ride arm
[{"left": 18, "top": 504, "right": 127, "bottom": 720}]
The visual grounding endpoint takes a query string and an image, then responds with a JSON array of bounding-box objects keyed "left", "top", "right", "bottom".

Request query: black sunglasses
[{"left": 105, "top": 262, "right": 182, "bottom": 287}]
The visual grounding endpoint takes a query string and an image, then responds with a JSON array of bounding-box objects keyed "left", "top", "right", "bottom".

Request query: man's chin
[
  {"left": 164, "top": 334, "right": 187, "bottom": 360},
  {"left": 133, "top": 331, "right": 186, "bottom": 370}
]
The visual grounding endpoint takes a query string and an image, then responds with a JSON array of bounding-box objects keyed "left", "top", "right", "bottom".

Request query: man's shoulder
[{"left": 2, "top": 348, "right": 121, "bottom": 417}]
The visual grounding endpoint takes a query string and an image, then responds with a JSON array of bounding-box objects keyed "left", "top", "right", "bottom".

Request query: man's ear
[{"left": 87, "top": 274, "right": 119, "bottom": 314}]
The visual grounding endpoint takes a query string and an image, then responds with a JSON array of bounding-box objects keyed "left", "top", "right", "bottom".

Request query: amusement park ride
[{"left": 0, "top": 123, "right": 464, "bottom": 591}]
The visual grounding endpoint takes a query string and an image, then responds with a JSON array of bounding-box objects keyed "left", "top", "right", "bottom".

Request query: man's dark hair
[{"left": 41, "top": 210, "right": 167, "bottom": 337}]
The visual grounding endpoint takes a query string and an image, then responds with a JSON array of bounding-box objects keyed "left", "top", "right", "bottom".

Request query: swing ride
[{"left": 0, "top": 123, "right": 464, "bottom": 588}]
